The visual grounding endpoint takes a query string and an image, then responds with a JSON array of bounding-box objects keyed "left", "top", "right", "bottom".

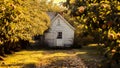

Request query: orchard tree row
[
  {"left": 0, "top": 0, "right": 61, "bottom": 58},
  {"left": 63, "top": 0, "right": 120, "bottom": 64}
]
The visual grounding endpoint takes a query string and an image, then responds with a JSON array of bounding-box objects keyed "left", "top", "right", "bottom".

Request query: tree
[
  {"left": 64, "top": 0, "right": 120, "bottom": 64},
  {"left": 0, "top": 0, "right": 62, "bottom": 56},
  {"left": 0, "top": 0, "right": 62, "bottom": 57}
]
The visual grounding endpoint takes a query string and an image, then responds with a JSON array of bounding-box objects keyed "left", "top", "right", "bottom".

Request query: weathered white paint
[
  {"left": 56, "top": 39, "right": 63, "bottom": 46},
  {"left": 44, "top": 13, "right": 75, "bottom": 47}
]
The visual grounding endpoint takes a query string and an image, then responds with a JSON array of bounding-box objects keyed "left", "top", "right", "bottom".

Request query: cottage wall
[
  {"left": 52, "top": 17, "right": 74, "bottom": 46},
  {"left": 44, "top": 14, "right": 74, "bottom": 47}
]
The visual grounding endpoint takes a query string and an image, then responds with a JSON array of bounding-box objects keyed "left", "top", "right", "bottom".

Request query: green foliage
[
  {"left": 0, "top": 0, "right": 61, "bottom": 56},
  {"left": 64, "top": 0, "right": 120, "bottom": 64},
  {"left": 0, "top": 0, "right": 51, "bottom": 43}
]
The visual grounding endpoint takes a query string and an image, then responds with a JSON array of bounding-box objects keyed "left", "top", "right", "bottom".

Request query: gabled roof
[{"left": 47, "top": 12, "right": 75, "bottom": 30}]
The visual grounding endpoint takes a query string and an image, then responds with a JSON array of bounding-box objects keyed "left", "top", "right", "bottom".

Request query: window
[{"left": 57, "top": 32, "right": 62, "bottom": 39}]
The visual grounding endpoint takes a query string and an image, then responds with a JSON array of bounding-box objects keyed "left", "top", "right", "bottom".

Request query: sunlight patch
[{"left": 75, "top": 52, "right": 87, "bottom": 55}]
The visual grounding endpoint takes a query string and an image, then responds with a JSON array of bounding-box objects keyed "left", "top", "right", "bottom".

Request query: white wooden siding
[{"left": 44, "top": 13, "right": 75, "bottom": 47}]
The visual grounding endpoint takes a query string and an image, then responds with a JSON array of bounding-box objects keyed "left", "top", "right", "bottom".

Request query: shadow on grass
[
  {"left": 76, "top": 44, "right": 104, "bottom": 68},
  {"left": 22, "top": 63, "right": 36, "bottom": 68},
  {"left": 23, "top": 44, "right": 99, "bottom": 57},
  {"left": 1, "top": 62, "right": 37, "bottom": 68},
  {"left": 76, "top": 44, "right": 120, "bottom": 68},
  {"left": 26, "top": 46, "right": 76, "bottom": 51},
  {"left": 1, "top": 63, "right": 24, "bottom": 67}
]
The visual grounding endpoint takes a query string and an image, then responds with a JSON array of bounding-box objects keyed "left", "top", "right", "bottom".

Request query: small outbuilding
[{"left": 44, "top": 12, "right": 75, "bottom": 47}]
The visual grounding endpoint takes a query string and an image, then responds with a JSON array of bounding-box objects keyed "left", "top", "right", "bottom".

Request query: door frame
[{"left": 55, "top": 31, "right": 63, "bottom": 46}]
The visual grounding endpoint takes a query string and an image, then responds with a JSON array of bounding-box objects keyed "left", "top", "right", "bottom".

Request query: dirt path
[
  {"left": 0, "top": 44, "right": 103, "bottom": 68},
  {"left": 37, "top": 55, "right": 86, "bottom": 68}
]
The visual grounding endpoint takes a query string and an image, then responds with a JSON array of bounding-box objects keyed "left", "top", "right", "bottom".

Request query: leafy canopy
[
  {"left": 64, "top": 0, "right": 120, "bottom": 60},
  {"left": 0, "top": 0, "right": 61, "bottom": 44}
]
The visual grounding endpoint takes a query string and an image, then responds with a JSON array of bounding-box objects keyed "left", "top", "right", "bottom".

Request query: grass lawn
[{"left": 0, "top": 44, "right": 104, "bottom": 68}]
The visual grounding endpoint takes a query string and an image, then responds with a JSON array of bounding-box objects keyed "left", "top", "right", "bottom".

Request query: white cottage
[{"left": 44, "top": 12, "right": 75, "bottom": 47}]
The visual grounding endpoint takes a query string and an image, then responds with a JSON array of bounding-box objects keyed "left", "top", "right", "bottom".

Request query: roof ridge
[{"left": 51, "top": 13, "right": 75, "bottom": 30}]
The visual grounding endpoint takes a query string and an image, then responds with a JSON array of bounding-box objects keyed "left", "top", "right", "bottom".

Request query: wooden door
[{"left": 56, "top": 32, "right": 63, "bottom": 46}]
